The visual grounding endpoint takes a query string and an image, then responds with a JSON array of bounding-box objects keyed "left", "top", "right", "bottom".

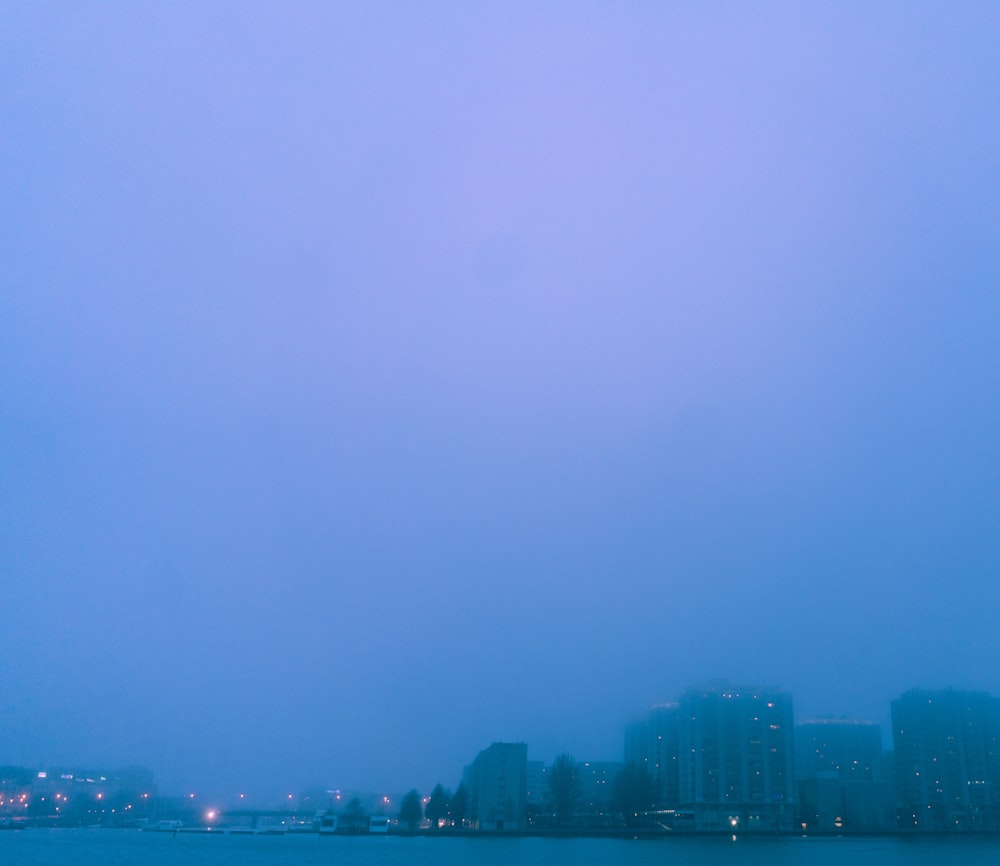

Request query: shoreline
[{"left": 7, "top": 824, "right": 1000, "bottom": 840}]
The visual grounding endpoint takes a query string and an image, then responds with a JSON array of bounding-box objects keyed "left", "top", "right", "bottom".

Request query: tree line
[{"left": 382, "top": 755, "right": 658, "bottom": 830}]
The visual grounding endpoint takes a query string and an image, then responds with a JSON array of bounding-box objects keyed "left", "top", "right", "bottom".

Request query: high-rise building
[
  {"left": 891, "top": 689, "right": 1000, "bottom": 830},
  {"left": 463, "top": 742, "right": 527, "bottom": 831},
  {"left": 677, "top": 685, "right": 796, "bottom": 830}
]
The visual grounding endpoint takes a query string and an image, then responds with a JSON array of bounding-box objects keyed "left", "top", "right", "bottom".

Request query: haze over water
[{"left": 3, "top": 1, "right": 999, "bottom": 802}]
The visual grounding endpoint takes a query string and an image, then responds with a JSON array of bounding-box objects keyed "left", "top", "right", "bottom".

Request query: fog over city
[{"left": 2, "top": 2, "right": 999, "bottom": 804}]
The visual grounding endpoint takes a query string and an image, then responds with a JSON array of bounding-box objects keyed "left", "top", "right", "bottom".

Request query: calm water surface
[{"left": 4, "top": 830, "right": 1000, "bottom": 866}]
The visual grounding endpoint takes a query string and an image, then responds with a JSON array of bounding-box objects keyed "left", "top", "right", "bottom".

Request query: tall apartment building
[
  {"left": 463, "top": 742, "right": 528, "bottom": 831},
  {"left": 892, "top": 689, "right": 1000, "bottom": 830},
  {"left": 677, "top": 685, "right": 796, "bottom": 830}
]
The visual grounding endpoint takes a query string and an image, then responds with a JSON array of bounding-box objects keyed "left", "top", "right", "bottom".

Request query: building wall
[
  {"left": 525, "top": 761, "right": 548, "bottom": 807},
  {"left": 677, "top": 686, "right": 796, "bottom": 830},
  {"left": 798, "top": 777, "right": 896, "bottom": 831},
  {"left": 794, "top": 719, "right": 893, "bottom": 831},
  {"left": 891, "top": 689, "right": 1000, "bottom": 830},
  {"left": 463, "top": 743, "right": 527, "bottom": 831},
  {"left": 796, "top": 720, "right": 883, "bottom": 782}
]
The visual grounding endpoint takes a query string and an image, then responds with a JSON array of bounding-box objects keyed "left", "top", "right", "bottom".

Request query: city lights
[{"left": 0, "top": 690, "right": 996, "bottom": 836}]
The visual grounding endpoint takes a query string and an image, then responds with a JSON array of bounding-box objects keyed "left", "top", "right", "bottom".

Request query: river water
[{"left": 4, "top": 830, "right": 1000, "bottom": 866}]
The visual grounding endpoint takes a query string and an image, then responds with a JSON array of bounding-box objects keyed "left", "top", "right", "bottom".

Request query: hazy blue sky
[{"left": 2, "top": 1, "right": 999, "bottom": 804}]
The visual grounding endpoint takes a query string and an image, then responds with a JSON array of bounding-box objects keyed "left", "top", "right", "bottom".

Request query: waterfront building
[
  {"left": 797, "top": 775, "right": 897, "bottom": 831},
  {"left": 677, "top": 685, "right": 796, "bottom": 830},
  {"left": 463, "top": 742, "right": 527, "bottom": 831},
  {"left": 795, "top": 719, "right": 895, "bottom": 831},
  {"left": 891, "top": 688, "right": 1000, "bottom": 830}
]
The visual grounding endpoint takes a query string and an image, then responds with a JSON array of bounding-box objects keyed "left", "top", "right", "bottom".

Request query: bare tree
[
  {"left": 548, "top": 753, "right": 581, "bottom": 827},
  {"left": 613, "top": 763, "right": 656, "bottom": 827}
]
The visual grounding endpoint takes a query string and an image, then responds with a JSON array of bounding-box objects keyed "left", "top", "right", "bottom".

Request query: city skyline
[
  {"left": 2, "top": 679, "right": 992, "bottom": 805},
  {"left": 6, "top": 683, "right": 1000, "bottom": 834}
]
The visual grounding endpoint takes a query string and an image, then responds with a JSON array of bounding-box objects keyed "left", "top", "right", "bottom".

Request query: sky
[{"left": 2, "top": 1, "right": 999, "bottom": 805}]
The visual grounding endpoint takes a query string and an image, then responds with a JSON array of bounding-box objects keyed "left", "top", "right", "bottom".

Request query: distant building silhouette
[
  {"left": 891, "top": 689, "right": 1000, "bottom": 830},
  {"left": 627, "top": 686, "right": 796, "bottom": 830},
  {"left": 795, "top": 720, "right": 895, "bottom": 831},
  {"left": 463, "top": 742, "right": 527, "bottom": 831},
  {"left": 796, "top": 720, "right": 883, "bottom": 782},
  {"left": 0, "top": 765, "right": 157, "bottom": 827}
]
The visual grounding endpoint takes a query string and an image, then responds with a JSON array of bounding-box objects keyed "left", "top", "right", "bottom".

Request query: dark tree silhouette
[
  {"left": 612, "top": 763, "right": 656, "bottom": 827},
  {"left": 450, "top": 782, "right": 468, "bottom": 827},
  {"left": 547, "top": 753, "right": 581, "bottom": 827},
  {"left": 340, "top": 797, "right": 368, "bottom": 833},
  {"left": 424, "top": 784, "right": 450, "bottom": 829},
  {"left": 399, "top": 789, "right": 423, "bottom": 831}
]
